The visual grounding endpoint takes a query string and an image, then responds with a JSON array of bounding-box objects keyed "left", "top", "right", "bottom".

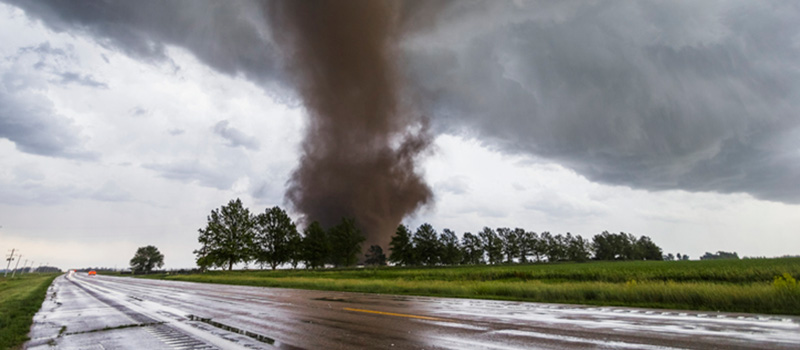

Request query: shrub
[{"left": 773, "top": 273, "right": 798, "bottom": 294}]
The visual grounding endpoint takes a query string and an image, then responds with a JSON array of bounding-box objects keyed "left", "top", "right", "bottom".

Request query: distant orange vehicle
[{"left": 88, "top": 270, "right": 97, "bottom": 276}]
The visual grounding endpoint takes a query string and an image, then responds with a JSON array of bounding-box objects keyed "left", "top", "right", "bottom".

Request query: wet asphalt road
[{"left": 25, "top": 273, "right": 800, "bottom": 349}]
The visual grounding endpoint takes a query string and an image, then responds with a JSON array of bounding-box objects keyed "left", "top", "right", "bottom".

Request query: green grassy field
[
  {"left": 149, "top": 258, "right": 800, "bottom": 315},
  {"left": 0, "top": 274, "right": 58, "bottom": 350}
]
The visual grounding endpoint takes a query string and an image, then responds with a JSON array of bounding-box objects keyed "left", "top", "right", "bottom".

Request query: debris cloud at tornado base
[{"left": 266, "top": 1, "right": 434, "bottom": 250}]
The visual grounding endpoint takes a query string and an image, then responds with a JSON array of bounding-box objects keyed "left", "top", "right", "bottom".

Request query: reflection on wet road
[{"left": 26, "top": 273, "right": 800, "bottom": 349}]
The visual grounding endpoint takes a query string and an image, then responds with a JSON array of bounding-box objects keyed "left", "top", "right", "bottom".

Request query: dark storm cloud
[
  {"left": 3, "top": 0, "right": 290, "bottom": 96},
  {"left": 404, "top": 1, "right": 800, "bottom": 203},
  {"left": 7, "top": 0, "right": 800, "bottom": 204},
  {"left": 212, "top": 120, "right": 259, "bottom": 151}
]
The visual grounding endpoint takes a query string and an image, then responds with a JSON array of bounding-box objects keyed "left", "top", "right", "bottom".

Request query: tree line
[
  {"left": 194, "top": 199, "right": 668, "bottom": 270},
  {"left": 700, "top": 251, "right": 739, "bottom": 260},
  {"left": 387, "top": 224, "right": 665, "bottom": 267},
  {"left": 194, "top": 199, "right": 365, "bottom": 270}
]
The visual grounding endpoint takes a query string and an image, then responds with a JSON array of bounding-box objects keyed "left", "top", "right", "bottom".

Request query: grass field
[
  {"left": 0, "top": 274, "right": 58, "bottom": 349},
  {"left": 149, "top": 258, "right": 800, "bottom": 315}
]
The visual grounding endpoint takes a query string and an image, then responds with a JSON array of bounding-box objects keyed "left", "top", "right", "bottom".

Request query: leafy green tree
[
  {"left": 636, "top": 236, "right": 663, "bottom": 261},
  {"left": 541, "top": 232, "right": 565, "bottom": 262},
  {"left": 439, "top": 229, "right": 463, "bottom": 265},
  {"left": 620, "top": 232, "right": 640, "bottom": 259},
  {"left": 700, "top": 251, "right": 739, "bottom": 260},
  {"left": 364, "top": 245, "right": 387, "bottom": 266},
  {"left": 519, "top": 231, "right": 539, "bottom": 263},
  {"left": 194, "top": 198, "right": 254, "bottom": 271},
  {"left": 328, "top": 217, "right": 365, "bottom": 267},
  {"left": 592, "top": 231, "right": 663, "bottom": 261},
  {"left": 498, "top": 227, "right": 522, "bottom": 263},
  {"left": 130, "top": 245, "right": 164, "bottom": 274},
  {"left": 565, "top": 233, "right": 592, "bottom": 262},
  {"left": 479, "top": 227, "right": 503, "bottom": 264},
  {"left": 389, "top": 224, "right": 415, "bottom": 266},
  {"left": 302, "top": 221, "right": 329, "bottom": 269},
  {"left": 460, "top": 232, "right": 484, "bottom": 265},
  {"left": 253, "top": 206, "right": 299, "bottom": 270},
  {"left": 592, "top": 231, "right": 631, "bottom": 260},
  {"left": 413, "top": 223, "right": 442, "bottom": 266},
  {"left": 288, "top": 229, "right": 303, "bottom": 269}
]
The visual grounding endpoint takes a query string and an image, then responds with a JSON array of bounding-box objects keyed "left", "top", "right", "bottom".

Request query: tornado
[{"left": 266, "top": 1, "right": 434, "bottom": 251}]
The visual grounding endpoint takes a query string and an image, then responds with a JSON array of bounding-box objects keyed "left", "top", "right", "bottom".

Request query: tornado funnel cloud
[{"left": 267, "top": 1, "right": 433, "bottom": 250}]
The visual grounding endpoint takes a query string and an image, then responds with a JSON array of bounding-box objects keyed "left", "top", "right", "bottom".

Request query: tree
[
  {"left": 364, "top": 245, "right": 387, "bottom": 266},
  {"left": 389, "top": 224, "right": 415, "bottom": 266},
  {"left": 328, "top": 217, "right": 365, "bottom": 267},
  {"left": 302, "top": 221, "right": 329, "bottom": 269},
  {"left": 413, "top": 223, "right": 442, "bottom": 266},
  {"left": 513, "top": 228, "right": 529, "bottom": 263},
  {"left": 439, "top": 229, "right": 463, "bottom": 265},
  {"left": 542, "top": 232, "right": 566, "bottom": 262},
  {"left": 288, "top": 229, "right": 304, "bottom": 269},
  {"left": 636, "top": 236, "right": 663, "bottom": 261},
  {"left": 130, "top": 245, "right": 164, "bottom": 274},
  {"left": 479, "top": 227, "right": 503, "bottom": 264},
  {"left": 497, "top": 227, "right": 521, "bottom": 263},
  {"left": 520, "top": 231, "right": 541, "bottom": 263},
  {"left": 253, "top": 206, "right": 299, "bottom": 270},
  {"left": 620, "top": 232, "right": 640, "bottom": 260},
  {"left": 566, "top": 233, "right": 592, "bottom": 262},
  {"left": 460, "top": 232, "right": 484, "bottom": 265},
  {"left": 194, "top": 198, "right": 254, "bottom": 271},
  {"left": 592, "top": 231, "right": 636, "bottom": 260},
  {"left": 700, "top": 251, "right": 739, "bottom": 260},
  {"left": 592, "top": 231, "right": 664, "bottom": 261}
]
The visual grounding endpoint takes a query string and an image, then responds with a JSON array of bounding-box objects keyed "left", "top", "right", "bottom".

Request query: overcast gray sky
[{"left": 1, "top": 1, "right": 798, "bottom": 269}]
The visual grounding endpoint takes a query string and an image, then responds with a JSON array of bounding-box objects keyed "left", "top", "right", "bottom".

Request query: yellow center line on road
[{"left": 343, "top": 307, "right": 443, "bottom": 321}]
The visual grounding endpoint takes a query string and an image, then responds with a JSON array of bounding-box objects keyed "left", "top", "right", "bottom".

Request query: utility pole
[
  {"left": 4, "top": 248, "right": 15, "bottom": 277},
  {"left": 11, "top": 254, "right": 22, "bottom": 277},
  {"left": 21, "top": 259, "right": 28, "bottom": 274}
]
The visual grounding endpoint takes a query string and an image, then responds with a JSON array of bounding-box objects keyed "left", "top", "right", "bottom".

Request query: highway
[{"left": 25, "top": 272, "right": 800, "bottom": 349}]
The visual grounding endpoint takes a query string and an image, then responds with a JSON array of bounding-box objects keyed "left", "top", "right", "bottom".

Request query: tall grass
[
  {"left": 0, "top": 274, "right": 58, "bottom": 349},
  {"left": 156, "top": 258, "right": 800, "bottom": 315}
]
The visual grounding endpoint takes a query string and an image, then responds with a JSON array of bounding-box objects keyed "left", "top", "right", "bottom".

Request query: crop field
[
  {"left": 152, "top": 258, "right": 800, "bottom": 315},
  {"left": 0, "top": 274, "right": 58, "bottom": 349}
]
